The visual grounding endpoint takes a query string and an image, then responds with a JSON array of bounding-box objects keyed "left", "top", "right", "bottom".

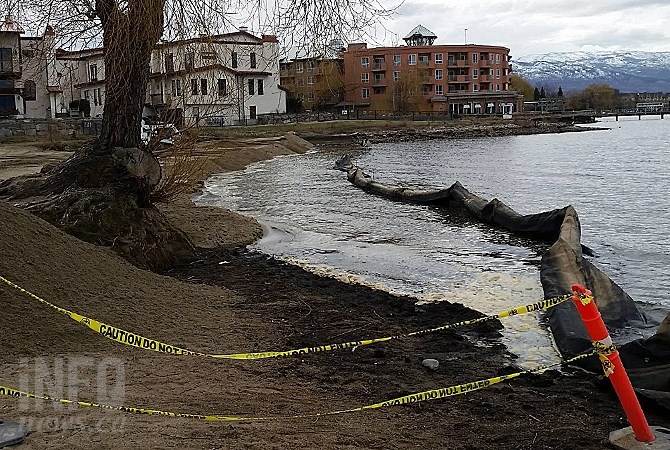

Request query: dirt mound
[{"left": 0, "top": 200, "right": 256, "bottom": 358}]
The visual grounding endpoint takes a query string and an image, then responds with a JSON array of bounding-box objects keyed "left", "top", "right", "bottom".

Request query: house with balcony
[
  {"left": 57, "top": 48, "right": 106, "bottom": 117},
  {"left": 146, "top": 28, "right": 285, "bottom": 127},
  {"left": 0, "top": 16, "right": 65, "bottom": 118},
  {"left": 57, "top": 27, "right": 285, "bottom": 127},
  {"left": 342, "top": 25, "right": 523, "bottom": 115}
]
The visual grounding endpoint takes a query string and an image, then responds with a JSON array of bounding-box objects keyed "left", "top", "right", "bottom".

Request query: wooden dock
[{"left": 598, "top": 109, "right": 669, "bottom": 120}]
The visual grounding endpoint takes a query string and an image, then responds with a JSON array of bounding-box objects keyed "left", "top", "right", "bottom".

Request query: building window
[
  {"left": 218, "top": 78, "right": 227, "bottom": 96},
  {"left": 496, "top": 83, "right": 501, "bottom": 91},
  {"left": 473, "top": 84, "right": 479, "bottom": 92},
  {"left": 296, "top": 62, "right": 303, "bottom": 73},
  {"left": 473, "top": 53, "right": 479, "bottom": 63},
  {"left": 165, "top": 54, "right": 174, "bottom": 73},
  {"left": 472, "top": 68, "right": 479, "bottom": 79},
  {"left": 248, "top": 78, "right": 255, "bottom": 95},
  {"left": 435, "top": 84, "right": 443, "bottom": 95},
  {"left": 361, "top": 73, "right": 369, "bottom": 83},
  {"left": 185, "top": 52, "right": 195, "bottom": 70},
  {"left": 361, "top": 57, "right": 370, "bottom": 68},
  {"left": 393, "top": 71, "right": 400, "bottom": 81},
  {"left": 393, "top": 55, "right": 401, "bottom": 66},
  {"left": 89, "top": 64, "right": 98, "bottom": 81},
  {"left": 83, "top": 90, "right": 89, "bottom": 100},
  {"left": 93, "top": 88, "right": 102, "bottom": 106},
  {"left": 250, "top": 52, "right": 257, "bottom": 68},
  {"left": 297, "top": 78, "right": 304, "bottom": 87},
  {"left": 0, "top": 48, "right": 11, "bottom": 72},
  {"left": 307, "top": 60, "right": 315, "bottom": 72},
  {"left": 435, "top": 69, "right": 443, "bottom": 80},
  {"left": 361, "top": 88, "right": 369, "bottom": 99},
  {"left": 307, "top": 76, "right": 314, "bottom": 85},
  {"left": 307, "top": 92, "right": 315, "bottom": 101},
  {"left": 171, "top": 79, "right": 181, "bottom": 96},
  {"left": 201, "top": 78, "right": 208, "bottom": 95},
  {"left": 496, "top": 53, "right": 501, "bottom": 63},
  {"left": 435, "top": 53, "right": 443, "bottom": 64},
  {"left": 408, "top": 54, "right": 417, "bottom": 65},
  {"left": 231, "top": 51, "right": 238, "bottom": 68},
  {"left": 496, "top": 68, "right": 500, "bottom": 79},
  {"left": 23, "top": 80, "right": 36, "bottom": 101},
  {"left": 193, "top": 106, "right": 199, "bottom": 120},
  {"left": 191, "top": 78, "right": 199, "bottom": 95},
  {"left": 202, "top": 51, "right": 217, "bottom": 60},
  {"left": 257, "top": 79, "right": 264, "bottom": 95}
]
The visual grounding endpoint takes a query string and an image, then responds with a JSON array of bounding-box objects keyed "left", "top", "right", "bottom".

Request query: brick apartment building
[
  {"left": 342, "top": 25, "right": 523, "bottom": 115},
  {"left": 279, "top": 56, "right": 344, "bottom": 111}
]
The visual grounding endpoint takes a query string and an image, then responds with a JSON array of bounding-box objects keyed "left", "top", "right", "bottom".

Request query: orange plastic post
[{"left": 571, "top": 284, "right": 655, "bottom": 443}]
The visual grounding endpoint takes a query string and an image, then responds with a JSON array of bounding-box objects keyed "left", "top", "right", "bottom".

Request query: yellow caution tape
[
  {"left": 576, "top": 293, "right": 595, "bottom": 306},
  {"left": 0, "top": 274, "right": 572, "bottom": 360},
  {"left": 593, "top": 341, "right": 617, "bottom": 377},
  {"left": 0, "top": 352, "right": 595, "bottom": 422}
]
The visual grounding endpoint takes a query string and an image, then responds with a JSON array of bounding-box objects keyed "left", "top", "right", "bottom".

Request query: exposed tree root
[{"left": 0, "top": 143, "right": 194, "bottom": 271}]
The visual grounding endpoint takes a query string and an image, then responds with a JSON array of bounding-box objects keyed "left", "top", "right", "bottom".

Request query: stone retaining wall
[{"left": 0, "top": 118, "right": 101, "bottom": 138}]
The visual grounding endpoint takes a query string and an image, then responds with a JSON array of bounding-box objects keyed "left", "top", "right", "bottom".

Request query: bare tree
[
  {"left": 392, "top": 67, "right": 422, "bottom": 113},
  {"left": 1, "top": 0, "right": 394, "bottom": 269}
]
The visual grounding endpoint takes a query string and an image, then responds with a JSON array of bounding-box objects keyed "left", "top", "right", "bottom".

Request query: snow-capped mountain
[{"left": 513, "top": 51, "right": 670, "bottom": 93}]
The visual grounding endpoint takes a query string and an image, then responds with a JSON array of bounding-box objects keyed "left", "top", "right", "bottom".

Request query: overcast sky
[{"left": 370, "top": 0, "right": 670, "bottom": 58}]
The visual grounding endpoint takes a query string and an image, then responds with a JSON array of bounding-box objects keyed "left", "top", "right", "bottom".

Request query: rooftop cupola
[
  {"left": 403, "top": 25, "right": 436, "bottom": 46},
  {"left": 0, "top": 14, "right": 24, "bottom": 33}
]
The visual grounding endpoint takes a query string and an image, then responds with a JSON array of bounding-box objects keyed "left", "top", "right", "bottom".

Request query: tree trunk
[
  {"left": 96, "top": 0, "right": 165, "bottom": 151},
  {"left": 0, "top": 0, "right": 194, "bottom": 271}
]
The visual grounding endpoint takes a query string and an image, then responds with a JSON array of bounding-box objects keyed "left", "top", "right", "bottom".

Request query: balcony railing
[
  {"left": 150, "top": 93, "right": 172, "bottom": 106},
  {"left": 448, "top": 59, "right": 470, "bottom": 67},
  {"left": 447, "top": 75, "right": 470, "bottom": 82},
  {"left": 372, "top": 62, "right": 386, "bottom": 71}
]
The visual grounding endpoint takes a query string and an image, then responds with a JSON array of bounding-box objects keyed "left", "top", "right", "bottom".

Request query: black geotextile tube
[{"left": 343, "top": 165, "right": 670, "bottom": 400}]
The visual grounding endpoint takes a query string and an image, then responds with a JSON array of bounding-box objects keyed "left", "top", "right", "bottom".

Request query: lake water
[{"left": 196, "top": 116, "right": 670, "bottom": 364}]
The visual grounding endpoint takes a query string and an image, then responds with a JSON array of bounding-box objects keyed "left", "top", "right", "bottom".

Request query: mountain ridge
[{"left": 513, "top": 51, "right": 670, "bottom": 93}]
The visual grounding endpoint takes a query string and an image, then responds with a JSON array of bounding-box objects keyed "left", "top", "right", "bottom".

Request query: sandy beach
[{"left": 1, "top": 122, "right": 668, "bottom": 449}]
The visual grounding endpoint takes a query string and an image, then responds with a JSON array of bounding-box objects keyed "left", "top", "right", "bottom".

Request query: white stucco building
[
  {"left": 147, "top": 28, "right": 286, "bottom": 126},
  {"left": 0, "top": 16, "right": 67, "bottom": 119},
  {"left": 1, "top": 18, "right": 286, "bottom": 126},
  {"left": 57, "top": 48, "right": 107, "bottom": 118}
]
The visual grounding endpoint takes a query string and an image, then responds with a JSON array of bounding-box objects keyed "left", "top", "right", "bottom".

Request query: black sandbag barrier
[{"left": 341, "top": 163, "right": 670, "bottom": 401}]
